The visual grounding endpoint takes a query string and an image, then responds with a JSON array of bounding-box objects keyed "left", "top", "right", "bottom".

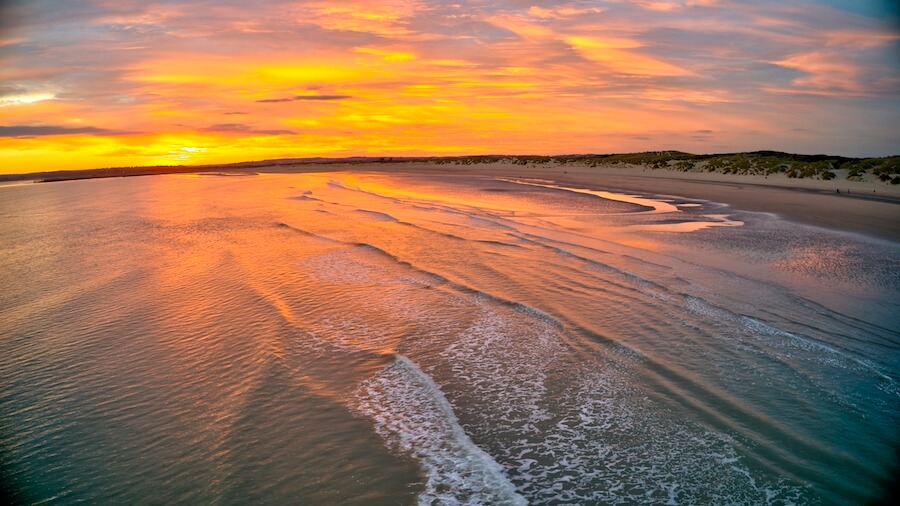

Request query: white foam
[
  {"left": 503, "top": 365, "right": 808, "bottom": 505},
  {"left": 685, "top": 295, "right": 895, "bottom": 384},
  {"left": 740, "top": 316, "right": 896, "bottom": 385},
  {"left": 424, "top": 296, "right": 808, "bottom": 504},
  {"left": 354, "top": 355, "right": 526, "bottom": 506}
]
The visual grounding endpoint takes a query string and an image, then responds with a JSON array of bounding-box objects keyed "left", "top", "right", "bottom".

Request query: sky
[{"left": 1, "top": 0, "right": 898, "bottom": 173}]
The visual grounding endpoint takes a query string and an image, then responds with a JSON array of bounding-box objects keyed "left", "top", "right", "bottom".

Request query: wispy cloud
[
  {"left": 202, "top": 123, "right": 296, "bottom": 135},
  {"left": 0, "top": 125, "right": 120, "bottom": 137},
  {"left": 527, "top": 4, "right": 606, "bottom": 19},
  {"left": 256, "top": 95, "right": 352, "bottom": 103},
  {"left": 296, "top": 1, "right": 425, "bottom": 37}
]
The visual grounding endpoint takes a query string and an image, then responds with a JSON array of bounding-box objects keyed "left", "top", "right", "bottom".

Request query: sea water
[{"left": 1, "top": 171, "right": 897, "bottom": 504}]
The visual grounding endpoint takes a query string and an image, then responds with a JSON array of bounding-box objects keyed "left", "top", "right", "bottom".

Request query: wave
[
  {"left": 513, "top": 230, "right": 677, "bottom": 303},
  {"left": 276, "top": 183, "right": 894, "bottom": 503},
  {"left": 354, "top": 355, "right": 526, "bottom": 506},
  {"left": 395, "top": 220, "right": 526, "bottom": 250},
  {"left": 277, "top": 220, "right": 568, "bottom": 331},
  {"left": 421, "top": 294, "right": 809, "bottom": 504},
  {"left": 684, "top": 296, "right": 896, "bottom": 386}
]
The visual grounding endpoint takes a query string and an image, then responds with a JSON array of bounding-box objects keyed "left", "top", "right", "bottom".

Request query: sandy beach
[{"left": 272, "top": 161, "right": 900, "bottom": 243}]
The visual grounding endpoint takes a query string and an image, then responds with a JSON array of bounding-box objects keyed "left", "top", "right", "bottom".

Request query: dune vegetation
[{"left": 433, "top": 151, "right": 900, "bottom": 184}]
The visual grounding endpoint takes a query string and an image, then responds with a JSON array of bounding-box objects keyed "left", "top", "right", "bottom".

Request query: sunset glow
[{"left": 1, "top": 0, "right": 898, "bottom": 173}]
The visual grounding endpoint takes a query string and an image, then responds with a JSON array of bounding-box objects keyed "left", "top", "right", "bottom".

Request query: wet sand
[
  {"left": 549, "top": 169, "right": 900, "bottom": 243},
  {"left": 307, "top": 162, "right": 900, "bottom": 243}
]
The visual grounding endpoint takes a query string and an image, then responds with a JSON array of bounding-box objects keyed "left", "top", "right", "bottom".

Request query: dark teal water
[{"left": 1, "top": 172, "right": 898, "bottom": 504}]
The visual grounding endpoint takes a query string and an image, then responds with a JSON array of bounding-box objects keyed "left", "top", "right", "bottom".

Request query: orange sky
[{"left": 1, "top": 0, "right": 898, "bottom": 173}]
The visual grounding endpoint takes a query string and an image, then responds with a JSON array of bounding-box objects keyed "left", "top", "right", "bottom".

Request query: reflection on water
[
  {"left": 0, "top": 172, "right": 897, "bottom": 505},
  {"left": 500, "top": 178, "right": 681, "bottom": 213},
  {"left": 500, "top": 177, "right": 744, "bottom": 232},
  {"left": 630, "top": 213, "right": 744, "bottom": 232},
  {"left": 0, "top": 181, "right": 36, "bottom": 189}
]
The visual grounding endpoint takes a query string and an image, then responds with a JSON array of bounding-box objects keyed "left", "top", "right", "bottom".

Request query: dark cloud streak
[
  {"left": 255, "top": 95, "right": 352, "bottom": 103},
  {"left": 202, "top": 123, "right": 295, "bottom": 135},
  {"left": 0, "top": 125, "right": 125, "bottom": 137}
]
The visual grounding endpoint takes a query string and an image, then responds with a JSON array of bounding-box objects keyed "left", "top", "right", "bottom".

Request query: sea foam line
[
  {"left": 354, "top": 355, "right": 526, "bottom": 506},
  {"left": 684, "top": 295, "right": 896, "bottom": 388}
]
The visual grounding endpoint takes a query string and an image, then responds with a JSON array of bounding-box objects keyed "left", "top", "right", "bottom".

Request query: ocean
[{"left": 1, "top": 171, "right": 897, "bottom": 504}]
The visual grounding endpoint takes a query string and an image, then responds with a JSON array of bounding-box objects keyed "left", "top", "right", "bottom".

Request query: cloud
[
  {"left": 296, "top": 1, "right": 425, "bottom": 37},
  {"left": 202, "top": 123, "right": 296, "bottom": 135},
  {"left": 0, "top": 125, "right": 119, "bottom": 137},
  {"left": 565, "top": 36, "right": 693, "bottom": 76},
  {"left": 527, "top": 5, "right": 606, "bottom": 19},
  {"left": 255, "top": 95, "right": 352, "bottom": 103},
  {"left": 0, "top": 91, "right": 55, "bottom": 106},
  {"left": 296, "top": 95, "right": 352, "bottom": 100},
  {"left": 2, "top": 0, "right": 900, "bottom": 168},
  {"left": 691, "top": 129, "right": 716, "bottom": 141}
]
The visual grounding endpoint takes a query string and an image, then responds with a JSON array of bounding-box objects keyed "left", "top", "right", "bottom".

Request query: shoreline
[
  {"left": 9, "top": 160, "right": 900, "bottom": 242},
  {"left": 586, "top": 174, "right": 900, "bottom": 243},
  {"left": 344, "top": 162, "right": 900, "bottom": 243}
]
